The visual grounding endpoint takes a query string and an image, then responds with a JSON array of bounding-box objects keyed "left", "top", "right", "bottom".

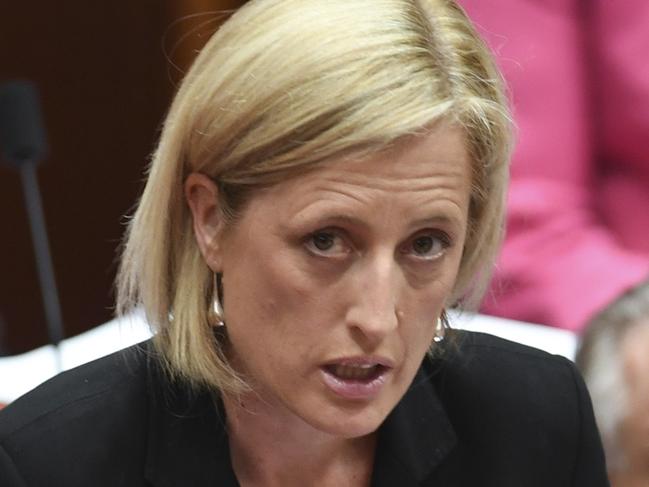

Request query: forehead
[
  {"left": 218, "top": 124, "right": 474, "bottom": 251},
  {"left": 265, "top": 124, "right": 470, "bottom": 207}
]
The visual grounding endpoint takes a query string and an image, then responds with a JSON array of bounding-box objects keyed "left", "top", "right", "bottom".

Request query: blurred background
[{"left": 0, "top": 0, "right": 245, "bottom": 354}]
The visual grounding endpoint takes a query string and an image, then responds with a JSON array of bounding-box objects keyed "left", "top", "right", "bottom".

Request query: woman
[{"left": 0, "top": 0, "right": 608, "bottom": 485}]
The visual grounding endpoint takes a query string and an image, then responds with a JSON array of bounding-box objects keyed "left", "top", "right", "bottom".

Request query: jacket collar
[{"left": 144, "top": 355, "right": 456, "bottom": 487}]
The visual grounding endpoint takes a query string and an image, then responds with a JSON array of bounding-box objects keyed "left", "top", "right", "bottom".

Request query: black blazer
[{"left": 0, "top": 331, "right": 609, "bottom": 486}]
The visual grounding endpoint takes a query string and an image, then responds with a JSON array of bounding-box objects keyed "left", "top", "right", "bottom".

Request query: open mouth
[
  {"left": 320, "top": 358, "right": 393, "bottom": 399},
  {"left": 323, "top": 363, "right": 387, "bottom": 382}
]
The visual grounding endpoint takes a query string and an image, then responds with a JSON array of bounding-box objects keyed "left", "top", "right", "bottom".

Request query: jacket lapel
[{"left": 371, "top": 359, "right": 457, "bottom": 486}]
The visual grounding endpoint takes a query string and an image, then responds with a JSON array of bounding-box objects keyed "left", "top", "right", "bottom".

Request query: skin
[
  {"left": 612, "top": 321, "right": 649, "bottom": 487},
  {"left": 185, "top": 124, "right": 471, "bottom": 486}
]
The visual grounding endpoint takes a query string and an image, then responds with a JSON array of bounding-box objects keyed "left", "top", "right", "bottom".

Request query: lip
[{"left": 320, "top": 356, "right": 394, "bottom": 400}]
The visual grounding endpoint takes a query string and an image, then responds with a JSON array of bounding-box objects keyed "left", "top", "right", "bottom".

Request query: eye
[
  {"left": 402, "top": 232, "right": 449, "bottom": 260},
  {"left": 312, "top": 232, "right": 335, "bottom": 251},
  {"left": 305, "top": 230, "right": 349, "bottom": 256}
]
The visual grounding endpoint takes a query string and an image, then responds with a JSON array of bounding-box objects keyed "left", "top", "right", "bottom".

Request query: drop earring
[
  {"left": 209, "top": 272, "right": 225, "bottom": 327},
  {"left": 433, "top": 310, "right": 447, "bottom": 343}
]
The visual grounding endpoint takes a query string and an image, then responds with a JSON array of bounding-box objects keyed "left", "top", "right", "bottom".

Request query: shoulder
[
  {"left": 432, "top": 330, "right": 600, "bottom": 467},
  {"left": 0, "top": 341, "right": 151, "bottom": 439},
  {"left": 0, "top": 341, "right": 153, "bottom": 485},
  {"left": 435, "top": 330, "right": 581, "bottom": 418},
  {"left": 443, "top": 328, "right": 575, "bottom": 374},
  {"left": 408, "top": 331, "right": 609, "bottom": 484}
]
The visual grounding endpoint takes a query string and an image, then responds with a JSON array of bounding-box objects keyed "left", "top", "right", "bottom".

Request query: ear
[{"left": 184, "top": 172, "right": 225, "bottom": 272}]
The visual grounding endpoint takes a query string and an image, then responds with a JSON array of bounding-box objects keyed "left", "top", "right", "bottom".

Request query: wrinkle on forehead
[
  {"left": 308, "top": 167, "right": 467, "bottom": 196},
  {"left": 285, "top": 128, "right": 470, "bottom": 220},
  {"left": 293, "top": 174, "right": 469, "bottom": 224},
  {"left": 314, "top": 127, "right": 468, "bottom": 187},
  {"left": 250, "top": 125, "right": 472, "bottom": 237}
]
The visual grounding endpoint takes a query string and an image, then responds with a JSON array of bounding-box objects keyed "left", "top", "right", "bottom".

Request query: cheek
[
  {"left": 621, "top": 411, "right": 649, "bottom": 459},
  {"left": 399, "top": 289, "right": 446, "bottom": 350},
  {"left": 224, "top": 243, "right": 299, "bottom": 315},
  {"left": 221, "top": 248, "right": 335, "bottom": 363}
]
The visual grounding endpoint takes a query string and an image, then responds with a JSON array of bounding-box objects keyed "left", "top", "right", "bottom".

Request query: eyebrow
[
  {"left": 294, "top": 212, "right": 464, "bottom": 233},
  {"left": 409, "top": 215, "right": 463, "bottom": 229}
]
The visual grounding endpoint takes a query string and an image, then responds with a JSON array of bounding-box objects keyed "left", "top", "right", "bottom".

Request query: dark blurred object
[
  {"left": 0, "top": 313, "right": 7, "bottom": 356},
  {"left": 0, "top": 81, "right": 64, "bottom": 361},
  {"left": 0, "top": 1, "right": 245, "bottom": 355},
  {"left": 0, "top": 81, "right": 47, "bottom": 166}
]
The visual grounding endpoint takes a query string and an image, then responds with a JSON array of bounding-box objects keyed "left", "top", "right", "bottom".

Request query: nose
[{"left": 344, "top": 252, "right": 400, "bottom": 347}]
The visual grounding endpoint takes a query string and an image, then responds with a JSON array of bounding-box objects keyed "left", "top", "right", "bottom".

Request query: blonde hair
[{"left": 117, "top": 0, "right": 512, "bottom": 393}]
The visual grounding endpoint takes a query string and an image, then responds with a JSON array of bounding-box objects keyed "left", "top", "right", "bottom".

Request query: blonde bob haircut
[{"left": 117, "top": 0, "right": 512, "bottom": 394}]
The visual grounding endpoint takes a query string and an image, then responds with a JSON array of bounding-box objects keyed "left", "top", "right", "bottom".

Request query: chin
[{"left": 304, "top": 401, "right": 392, "bottom": 439}]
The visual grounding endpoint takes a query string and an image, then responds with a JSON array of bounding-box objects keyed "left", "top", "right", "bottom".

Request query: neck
[
  {"left": 610, "top": 470, "right": 649, "bottom": 487},
  {"left": 222, "top": 392, "right": 377, "bottom": 487},
  {"left": 610, "top": 462, "right": 649, "bottom": 487}
]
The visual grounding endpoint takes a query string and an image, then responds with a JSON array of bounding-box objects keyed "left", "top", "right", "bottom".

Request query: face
[
  {"left": 201, "top": 125, "right": 471, "bottom": 438},
  {"left": 620, "top": 321, "right": 649, "bottom": 471}
]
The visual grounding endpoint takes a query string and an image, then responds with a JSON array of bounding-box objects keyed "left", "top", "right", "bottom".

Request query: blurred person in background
[
  {"left": 459, "top": 0, "right": 649, "bottom": 332},
  {"left": 577, "top": 281, "right": 649, "bottom": 487}
]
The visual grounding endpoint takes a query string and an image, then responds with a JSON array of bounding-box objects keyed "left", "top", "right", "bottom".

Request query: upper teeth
[{"left": 331, "top": 364, "right": 378, "bottom": 380}]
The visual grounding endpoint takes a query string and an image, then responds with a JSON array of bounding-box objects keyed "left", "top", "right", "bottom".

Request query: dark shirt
[{"left": 0, "top": 331, "right": 609, "bottom": 486}]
